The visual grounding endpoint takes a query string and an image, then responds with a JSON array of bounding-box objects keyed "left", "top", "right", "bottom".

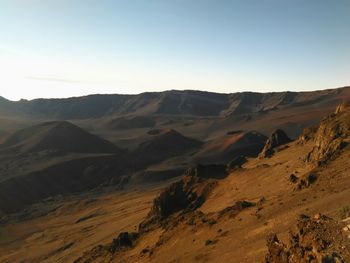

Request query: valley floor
[
  {"left": 1, "top": 142, "right": 350, "bottom": 262},
  {"left": 0, "top": 186, "right": 162, "bottom": 262}
]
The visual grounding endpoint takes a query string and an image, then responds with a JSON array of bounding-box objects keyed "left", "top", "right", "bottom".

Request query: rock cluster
[
  {"left": 74, "top": 232, "right": 139, "bottom": 263},
  {"left": 109, "top": 232, "right": 139, "bottom": 253},
  {"left": 265, "top": 214, "right": 350, "bottom": 263},
  {"left": 259, "top": 129, "right": 292, "bottom": 158}
]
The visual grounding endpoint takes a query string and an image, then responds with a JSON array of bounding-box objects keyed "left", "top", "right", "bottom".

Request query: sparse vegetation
[{"left": 338, "top": 204, "right": 350, "bottom": 220}]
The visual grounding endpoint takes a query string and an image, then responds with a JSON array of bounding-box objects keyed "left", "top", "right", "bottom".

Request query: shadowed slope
[
  {"left": 0, "top": 121, "right": 120, "bottom": 154},
  {"left": 132, "top": 129, "right": 202, "bottom": 164},
  {"left": 194, "top": 131, "right": 267, "bottom": 164}
]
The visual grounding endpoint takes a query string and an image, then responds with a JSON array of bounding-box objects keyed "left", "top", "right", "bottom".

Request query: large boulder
[
  {"left": 259, "top": 129, "right": 292, "bottom": 158},
  {"left": 109, "top": 232, "right": 139, "bottom": 253},
  {"left": 139, "top": 174, "right": 217, "bottom": 231}
]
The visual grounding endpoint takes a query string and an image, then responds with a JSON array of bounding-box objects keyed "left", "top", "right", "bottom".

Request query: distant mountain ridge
[{"left": 1, "top": 87, "right": 349, "bottom": 119}]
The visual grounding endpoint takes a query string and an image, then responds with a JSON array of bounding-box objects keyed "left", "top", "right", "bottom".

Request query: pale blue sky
[{"left": 0, "top": 0, "right": 349, "bottom": 100}]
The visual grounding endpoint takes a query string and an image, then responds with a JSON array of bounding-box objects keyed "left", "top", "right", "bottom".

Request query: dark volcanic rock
[
  {"left": 259, "top": 129, "right": 292, "bottom": 158},
  {"left": 139, "top": 174, "right": 217, "bottom": 231},
  {"left": 226, "top": 155, "right": 247, "bottom": 171},
  {"left": 265, "top": 214, "right": 350, "bottom": 263},
  {"left": 109, "top": 232, "right": 139, "bottom": 253},
  {"left": 74, "top": 232, "right": 139, "bottom": 262},
  {"left": 289, "top": 174, "right": 298, "bottom": 184},
  {"left": 295, "top": 172, "right": 317, "bottom": 190}
]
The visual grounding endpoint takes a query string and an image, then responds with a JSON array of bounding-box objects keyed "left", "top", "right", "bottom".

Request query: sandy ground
[
  {"left": 0, "top": 187, "right": 161, "bottom": 262},
  {"left": 102, "top": 141, "right": 350, "bottom": 263}
]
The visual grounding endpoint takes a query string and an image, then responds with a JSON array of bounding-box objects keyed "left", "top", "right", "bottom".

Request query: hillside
[
  {"left": 0, "top": 121, "right": 120, "bottom": 155},
  {"left": 132, "top": 129, "right": 202, "bottom": 164},
  {"left": 194, "top": 131, "right": 267, "bottom": 164}
]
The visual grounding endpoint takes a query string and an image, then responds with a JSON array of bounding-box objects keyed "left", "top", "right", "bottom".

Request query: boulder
[
  {"left": 259, "top": 129, "right": 292, "bottom": 158},
  {"left": 139, "top": 174, "right": 217, "bottom": 231},
  {"left": 109, "top": 232, "right": 139, "bottom": 253}
]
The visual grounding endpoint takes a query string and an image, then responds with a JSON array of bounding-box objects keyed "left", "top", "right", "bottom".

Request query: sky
[{"left": 0, "top": 0, "right": 349, "bottom": 101}]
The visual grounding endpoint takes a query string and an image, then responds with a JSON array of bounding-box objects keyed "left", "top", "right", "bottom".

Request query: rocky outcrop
[
  {"left": 259, "top": 129, "right": 292, "bottom": 158},
  {"left": 109, "top": 232, "right": 139, "bottom": 253},
  {"left": 307, "top": 104, "right": 350, "bottom": 165},
  {"left": 335, "top": 102, "right": 349, "bottom": 114},
  {"left": 139, "top": 174, "right": 217, "bottom": 231},
  {"left": 265, "top": 214, "right": 350, "bottom": 263},
  {"left": 298, "top": 126, "right": 318, "bottom": 144},
  {"left": 74, "top": 232, "right": 139, "bottom": 263}
]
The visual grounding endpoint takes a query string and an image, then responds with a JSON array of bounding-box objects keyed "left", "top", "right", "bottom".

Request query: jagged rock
[
  {"left": 295, "top": 172, "right": 317, "bottom": 190},
  {"left": 335, "top": 102, "right": 349, "bottom": 114},
  {"left": 226, "top": 155, "right": 247, "bottom": 171},
  {"left": 298, "top": 126, "right": 318, "bottom": 144},
  {"left": 265, "top": 234, "right": 289, "bottom": 263},
  {"left": 265, "top": 214, "right": 350, "bottom": 263},
  {"left": 109, "top": 232, "right": 139, "bottom": 253},
  {"left": 307, "top": 104, "right": 350, "bottom": 165},
  {"left": 139, "top": 175, "right": 217, "bottom": 231},
  {"left": 74, "top": 231, "right": 139, "bottom": 262},
  {"left": 185, "top": 164, "right": 227, "bottom": 179},
  {"left": 259, "top": 129, "right": 292, "bottom": 158}
]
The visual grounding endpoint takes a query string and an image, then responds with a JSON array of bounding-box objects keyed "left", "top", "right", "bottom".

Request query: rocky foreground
[{"left": 265, "top": 214, "right": 350, "bottom": 263}]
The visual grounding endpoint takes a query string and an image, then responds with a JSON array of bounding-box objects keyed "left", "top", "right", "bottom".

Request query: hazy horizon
[
  {"left": 1, "top": 0, "right": 349, "bottom": 100},
  {"left": 2, "top": 85, "right": 350, "bottom": 102}
]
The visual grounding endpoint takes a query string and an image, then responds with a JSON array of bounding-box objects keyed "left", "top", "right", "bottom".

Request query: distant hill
[
  {"left": 133, "top": 129, "right": 202, "bottom": 163},
  {"left": 0, "top": 121, "right": 120, "bottom": 154},
  {"left": 194, "top": 131, "right": 267, "bottom": 164},
  {"left": 0, "top": 87, "right": 349, "bottom": 119}
]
